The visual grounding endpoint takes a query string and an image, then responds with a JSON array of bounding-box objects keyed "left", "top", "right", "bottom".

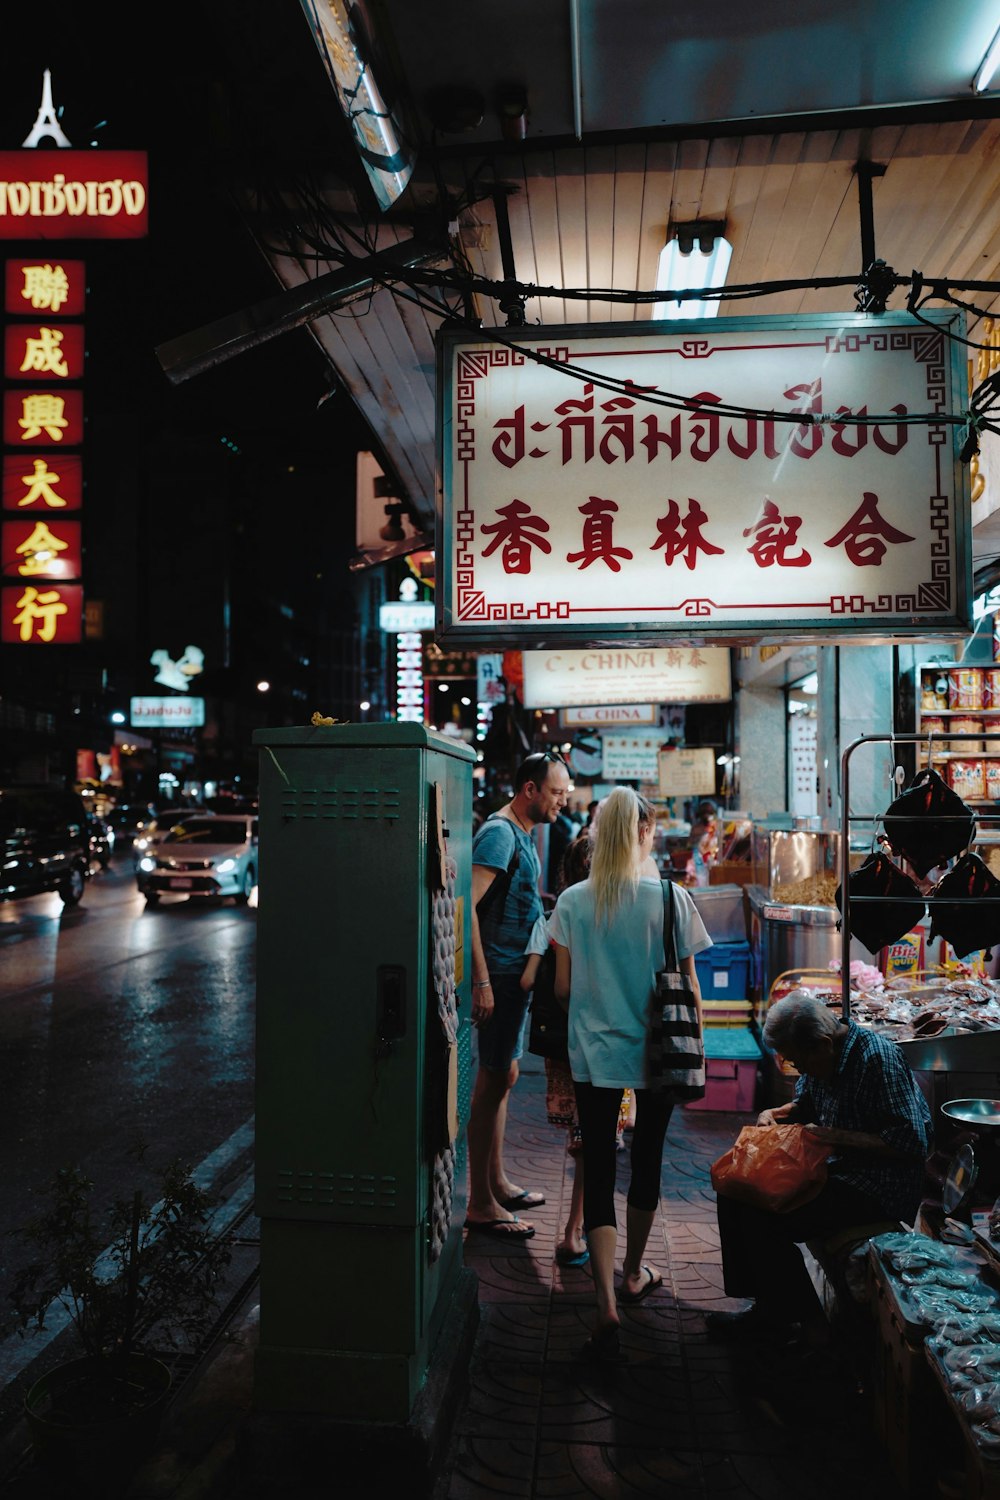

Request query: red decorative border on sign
[{"left": 452, "top": 330, "right": 954, "bottom": 623}]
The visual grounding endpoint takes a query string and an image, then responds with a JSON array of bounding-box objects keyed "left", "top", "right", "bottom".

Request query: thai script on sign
[
  {"left": 491, "top": 379, "right": 907, "bottom": 470},
  {"left": 0, "top": 173, "right": 146, "bottom": 220}
]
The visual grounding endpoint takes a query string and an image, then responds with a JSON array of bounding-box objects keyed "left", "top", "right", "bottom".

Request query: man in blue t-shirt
[{"left": 467, "top": 750, "right": 571, "bottom": 1239}]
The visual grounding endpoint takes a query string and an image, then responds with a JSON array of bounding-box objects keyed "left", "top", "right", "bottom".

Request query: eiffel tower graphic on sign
[{"left": 23, "top": 69, "right": 71, "bottom": 148}]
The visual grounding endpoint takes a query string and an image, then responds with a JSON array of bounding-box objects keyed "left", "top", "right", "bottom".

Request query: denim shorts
[{"left": 475, "top": 971, "right": 531, "bottom": 1072}]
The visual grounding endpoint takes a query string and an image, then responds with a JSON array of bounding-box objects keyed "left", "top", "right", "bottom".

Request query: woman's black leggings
[{"left": 573, "top": 1082, "right": 675, "bottom": 1230}]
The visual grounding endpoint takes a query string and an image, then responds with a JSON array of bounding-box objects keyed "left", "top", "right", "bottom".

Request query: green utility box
[{"left": 252, "top": 723, "right": 476, "bottom": 1423}]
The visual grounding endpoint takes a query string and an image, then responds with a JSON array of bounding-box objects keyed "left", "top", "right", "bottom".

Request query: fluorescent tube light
[
  {"left": 653, "top": 235, "right": 733, "bottom": 320},
  {"left": 974, "top": 25, "right": 1000, "bottom": 93}
]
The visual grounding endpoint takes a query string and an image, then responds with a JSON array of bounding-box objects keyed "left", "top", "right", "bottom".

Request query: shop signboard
[
  {"left": 476, "top": 652, "right": 504, "bottom": 705},
  {"left": 437, "top": 310, "right": 971, "bottom": 645},
  {"left": 658, "top": 747, "right": 717, "bottom": 796},
  {"left": 560, "top": 704, "right": 657, "bottom": 726},
  {"left": 601, "top": 732, "right": 663, "bottom": 782},
  {"left": 0, "top": 152, "right": 149, "bottom": 240},
  {"left": 523, "top": 646, "right": 730, "bottom": 708},
  {"left": 380, "top": 599, "right": 434, "bottom": 632},
  {"left": 1, "top": 581, "right": 82, "bottom": 642},
  {"left": 130, "top": 696, "right": 205, "bottom": 729}
]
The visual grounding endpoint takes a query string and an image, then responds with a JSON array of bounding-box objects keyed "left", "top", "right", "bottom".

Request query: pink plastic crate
[{"left": 684, "top": 1057, "right": 757, "bottom": 1112}]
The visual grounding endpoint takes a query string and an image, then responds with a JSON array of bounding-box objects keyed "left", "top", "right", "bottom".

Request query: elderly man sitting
[{"left": 707, "top": 991, "right": 932, "bottom": 1343}]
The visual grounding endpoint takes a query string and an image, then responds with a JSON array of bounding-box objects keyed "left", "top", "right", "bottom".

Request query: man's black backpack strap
[{"left": 475, "top": 817, "right": 521, "bottom": 924}]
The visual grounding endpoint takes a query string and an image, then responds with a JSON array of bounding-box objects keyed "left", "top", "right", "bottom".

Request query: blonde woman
[{"left": 549, "top": 787, "right": 711, "bottom": 1360}]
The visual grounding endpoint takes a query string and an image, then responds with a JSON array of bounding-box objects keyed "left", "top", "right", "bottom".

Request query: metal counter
[{"left": 746, "top": 884, "right": 869, "bottom": 1010}]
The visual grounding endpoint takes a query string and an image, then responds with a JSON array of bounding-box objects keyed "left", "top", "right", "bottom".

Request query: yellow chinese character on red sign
[
  {"left": 17, "top": 457, "right": 68, "bottom": 508},
  {"left": 18, "top": 394, "right": 67, "bottom": 443},
  {"left": 20, "top": 263, "right": 71, "bottom": 313},
  {"left": 19, "top": 328, "right": 68, "bottom": 378},
  {"left": 15, "top": 520, "right": 68, "bottom": 575},
  {"left": 12, "top": 585, "right": 67, "bottom": 641}
]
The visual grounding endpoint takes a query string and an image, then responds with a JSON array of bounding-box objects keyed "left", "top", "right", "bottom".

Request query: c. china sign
[{"left": 437, "top": 310, "right": 972, "bottom": 645}]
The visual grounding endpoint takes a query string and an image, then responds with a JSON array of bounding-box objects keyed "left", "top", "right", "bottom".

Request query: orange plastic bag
[{"left": 710, "top": 1124, "right": 830, "bottom": 1214}]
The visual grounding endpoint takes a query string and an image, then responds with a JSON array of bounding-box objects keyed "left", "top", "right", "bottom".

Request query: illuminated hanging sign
[
  {"left": 0, "top": 152, "right": 148, "bottom": 240},
  {"left": 2, "top": 517, "right": 81, "bottom": 578},
  {"left": 1, "top": 581, "right": 82, "bottom": 642},
  {"left": 380, "top": 600, "right": 435, "bottom": 632},
  {"left": 130, "top": 696, "right": 206, "bottom": 728},
  {"left": 4, "top": 322, "right": 84, "bottom": 380},
  {"left": 2, "top": 452, "right": 82, "bottom": 510},
  {"left": 437, "top": 311, "right": 971, "bottom": 645},
  {"left": 5, "top": 259, "right": 86, "bottom": 316},
  {"left": 522, "top": 647, "right": 731, "bottom": 707}
]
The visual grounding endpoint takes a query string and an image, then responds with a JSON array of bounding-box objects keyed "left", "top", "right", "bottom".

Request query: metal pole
[
  {"left": 569, "top": 0, "right": 584, "bottom": 142},
  {"left": 841, "top": 735, "right": 853, "bottom": 1020},
  {"left": 854, "top": 161, "right": 887, "bottom": 271}
]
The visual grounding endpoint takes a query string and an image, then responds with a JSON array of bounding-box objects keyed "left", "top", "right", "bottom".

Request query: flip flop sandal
[
  {"left": 555, "top": 1246, "right": 590, "bottom": 1268},
  {"left": 618, "top": 1265, "right": 663, "bottom": 1304},
  {"left": 465, "top": 1215, "right": 536, "bottom": 1240},
  {"left": 497, "top": 1190, "right": 546, "bottom": 1210}
]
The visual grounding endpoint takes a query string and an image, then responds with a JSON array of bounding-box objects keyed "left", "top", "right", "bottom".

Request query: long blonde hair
[{"left": 589, "top": 787, "right": 654, "bottom": 925}]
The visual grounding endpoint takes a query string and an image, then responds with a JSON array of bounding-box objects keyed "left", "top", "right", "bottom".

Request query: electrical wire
[{"left": 239, "top": 176, "right": 1000, "bottom": 435}]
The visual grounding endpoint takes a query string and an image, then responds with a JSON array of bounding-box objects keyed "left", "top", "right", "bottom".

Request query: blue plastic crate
[{"left": 694, "top": 940, "right": 750, "bottom": 1000}]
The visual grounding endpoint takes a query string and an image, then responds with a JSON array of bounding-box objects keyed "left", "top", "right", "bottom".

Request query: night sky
[
  {"left": 1, "top": 4, "right": 375, "bottom": 711},
  {"left": 3, "top": 3, "right": 373, "bottom": 498}
]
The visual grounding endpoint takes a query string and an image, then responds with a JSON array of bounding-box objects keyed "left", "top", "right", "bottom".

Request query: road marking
[{"left": 0, "top": 1116, "right": 255, "bottom": 1389}]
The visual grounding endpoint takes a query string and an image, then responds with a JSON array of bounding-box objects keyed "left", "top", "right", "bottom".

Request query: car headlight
[
  {"left": 138, "top": 857, "right": 156, "bottom": 873},
  {"left": 215, "top": 858, "right": 237, "bottom": 874}
]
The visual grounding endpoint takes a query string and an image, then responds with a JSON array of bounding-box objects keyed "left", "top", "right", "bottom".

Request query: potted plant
[{"left": 8, "top": 1144, "right": 233, "bottom": 1495}]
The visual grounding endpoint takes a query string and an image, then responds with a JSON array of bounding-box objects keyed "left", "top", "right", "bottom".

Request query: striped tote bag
[{"left": 646, "top": 880, "right": 705, "bottom": 1100}]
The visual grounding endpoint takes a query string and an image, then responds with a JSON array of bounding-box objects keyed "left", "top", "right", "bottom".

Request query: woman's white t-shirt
[{"left": 548, "top": 877, "right": 712, "bottom": 1089}]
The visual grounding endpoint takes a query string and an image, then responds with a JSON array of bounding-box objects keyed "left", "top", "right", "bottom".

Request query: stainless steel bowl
[{"left": 941, "top": 1098, "right": 1000, "bottom": 1129}]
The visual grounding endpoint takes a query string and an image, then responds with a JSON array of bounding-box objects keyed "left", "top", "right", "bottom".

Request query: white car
[
  {"left": 132, "top": 809, "right": 200, "bottom": 868},
  {"left": 136, "top": 815, "right": 258, "bottom": 906}
]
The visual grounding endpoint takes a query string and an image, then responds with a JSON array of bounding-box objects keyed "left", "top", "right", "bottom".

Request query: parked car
[
  {"left": 85, "top": 811, "right": 115, "bottom": 869},
  {"left": 0, "top": 785, "right": 91, "bottom": 906},
  {"left": 135, "top": 815, "right": 258, "bottom": 905}
]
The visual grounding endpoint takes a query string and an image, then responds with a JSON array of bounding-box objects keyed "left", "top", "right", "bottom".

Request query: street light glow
[{"left": 257, "top": 680, "right": 270, "bottom": 693}]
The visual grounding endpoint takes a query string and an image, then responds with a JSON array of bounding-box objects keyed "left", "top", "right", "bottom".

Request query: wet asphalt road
[{"left": 0, "top": 853, "right": 256, "bottom": 1311}]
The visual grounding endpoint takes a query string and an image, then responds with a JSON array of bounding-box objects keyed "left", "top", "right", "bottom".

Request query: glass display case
[{"left": 751, "top": 826, "right": 840, "bottom": 906}]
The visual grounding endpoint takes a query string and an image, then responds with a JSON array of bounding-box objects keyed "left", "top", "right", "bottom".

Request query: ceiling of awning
[{"left": 164, "top": 1, "right": 1000, "bottom": 547}]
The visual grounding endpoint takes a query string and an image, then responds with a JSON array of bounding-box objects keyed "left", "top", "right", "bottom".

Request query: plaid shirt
[{"left": 793, "top": 1020, "right": 932, "bottom": 1222}]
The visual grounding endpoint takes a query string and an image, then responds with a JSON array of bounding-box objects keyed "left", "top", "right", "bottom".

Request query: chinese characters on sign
[
  {"left": 1, "top": 256, "right": 86, "bottom": 643},
  {"left": 658, "top": 748, "right": 718, "bottom": 797},
  {"left": 438, "top": 313, "right": 970, "bottom": 644},
  {"left": 790, "top": 713, "right": 819, "bottom": 818},
  {"left": 601, "top": 733, "right": 664, "bottom": 782}
]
